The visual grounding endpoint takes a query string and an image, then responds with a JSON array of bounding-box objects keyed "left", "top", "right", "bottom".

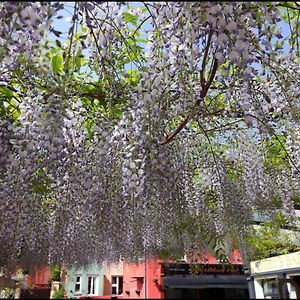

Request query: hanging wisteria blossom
[{"left": 0, "top": 1, "right": 300, "bottom": 270}]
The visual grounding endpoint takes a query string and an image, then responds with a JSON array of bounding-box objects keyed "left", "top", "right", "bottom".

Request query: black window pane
[
  {"left": 119, "top": 277, "right": 123, "bottom": 294},
  {"left": 88, "top": 277, "right": 91, "bottom": 294},
  {"left": 92, "top": 277, "right": 95, "bottom": 294}
]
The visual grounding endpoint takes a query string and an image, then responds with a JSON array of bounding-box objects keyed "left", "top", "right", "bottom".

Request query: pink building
[{"left": 122, "top": 259, "right": 164, "bottom": 299}]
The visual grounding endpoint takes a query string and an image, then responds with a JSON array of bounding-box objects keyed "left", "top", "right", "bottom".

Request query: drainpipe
[{"left": 144, "top": 257, "right": 147, "bottom": 299}]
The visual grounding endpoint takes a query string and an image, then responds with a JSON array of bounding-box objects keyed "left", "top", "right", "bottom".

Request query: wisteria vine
[{"left": 0, "top": 1, "right": 300, "bottom": 270}]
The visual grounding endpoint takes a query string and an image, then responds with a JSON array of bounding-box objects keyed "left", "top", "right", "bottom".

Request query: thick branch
[
  {"left": 200, "top": 28, "right": 213, "bottom": 88},
  {"left": 205, "top": 59, "right": 219, "bottom": 93},
  {"left": 159, "top": 115, "right": 190, "bottom": 146},
  {"left": 160, "top": 59, "right": 219, "bottom": 145}
]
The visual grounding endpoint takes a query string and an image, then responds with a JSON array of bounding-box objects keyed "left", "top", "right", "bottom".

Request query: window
[
  {"left": 136, "top": 277, "right": 144, "bottom": 291},
  {"left": 88, "top": 276, "right": 98, "bottom": 296},
  {"left": 74, "top": 275, "right": 82, "bottom": 294},
  {"left": 263, "top": 279, "right": 279, "bottom": 299},
  {"left": 112, "top": 276, "right": 123, "bottom": 295}
]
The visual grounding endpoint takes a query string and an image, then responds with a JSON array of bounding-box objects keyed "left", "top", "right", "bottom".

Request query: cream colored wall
[{"left": 103, "top": 261, "right": 124, "bottom": 295}]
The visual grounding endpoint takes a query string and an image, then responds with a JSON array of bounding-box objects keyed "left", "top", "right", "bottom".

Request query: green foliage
[
  {"left": 0, "top": 85, "right": 20, "bottom": 120},
  {"left": 31, "top": 167, "right": 49, "bottom": 195},
  {"left": 52, "top": 288, "right": 65, "bottom": 299},
  {"left": 52, "top": 54, "right": 63, "bottom": 76},
  {"left": 123, "top": 12, "right": 139, "bottom": 26},
  {"left": 157, "top": 248, "right": 184, "bottom": 261},
  {"left": 245, "top": 212, "right": 300, "bottom": 260},
  {"left": 74, "top": 50, "right": 84, "bottom": 71},
  {"left": 203, "top": 189, "right": 218, "bottom": 211},
  {"left": 263, "top": 134, "right": 289, "bottom": 172},
  {"left": 51, "top": 265, "right": 61, "bottom": 282},
  {"left": 125, "top": 69, "right": 141, "bottom": 87},
  {"left": 226, "top": 164, "right": 242, "bottom": 181},
  {"left": 4, "top": 288, "right": 14, "bottom": 299},
  {"left": 247, "top": 234, "right": 300, "bottom": 260},
  {"left": 278, "top": 2, "right": 300, "bottom": 54},
  {"left": 292, "top": 195, "right": 300, "bottom": 209}
]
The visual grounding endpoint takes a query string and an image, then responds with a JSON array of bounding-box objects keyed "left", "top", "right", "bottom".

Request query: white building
[{"left": 250, "top": 251, "right": 300, "bottom": 299}]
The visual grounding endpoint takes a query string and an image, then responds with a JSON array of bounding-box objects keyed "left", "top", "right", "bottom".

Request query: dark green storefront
[{"left": 162, "top": 263, "right": 249, "bottom": 299}]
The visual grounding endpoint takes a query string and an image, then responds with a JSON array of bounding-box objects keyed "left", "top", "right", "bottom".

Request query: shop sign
[
  {"left": 251, "top": 251, "right": 300, "bottom": 274},
  {"left": 162, "top": 263, "right": 244, "bottom": 275}
]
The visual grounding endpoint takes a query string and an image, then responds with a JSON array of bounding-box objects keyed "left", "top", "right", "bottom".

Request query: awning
[{"left": 163, "top": 275, "right": 248, "bottom": 289}]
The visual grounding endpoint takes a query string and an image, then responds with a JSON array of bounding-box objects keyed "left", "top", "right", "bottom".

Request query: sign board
[
  {"left": 250, "top": 251, "right": 300, "bottom": 274},
  {"left": 162, "top": 263, "right": 244, "bottom": 276}
]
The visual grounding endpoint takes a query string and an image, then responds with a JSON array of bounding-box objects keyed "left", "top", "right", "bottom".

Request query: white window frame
[
  {"left": 87, "top": 275, "right": 99, "bottom": 296},
  {"left": 111, "top": 276, "right": 123, "bottom": 295},
  {"left": 74, "top": 275, "right": 82, "bottom": 295}
]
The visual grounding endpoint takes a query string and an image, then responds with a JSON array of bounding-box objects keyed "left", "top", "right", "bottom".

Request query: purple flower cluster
[{"left": 0, "top": 2, "right": 299, "bottom": 270}]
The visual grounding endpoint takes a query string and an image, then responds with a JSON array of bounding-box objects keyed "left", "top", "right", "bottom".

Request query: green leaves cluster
[
  {"left": 262, "top": 134, "right": 289, "bottom": 172},
  {"left": 0, "top": 85, "right": 20, "bottom": 120},
  {"left": 245, "top": 212, "right": 300, "bottom": 260},
  {"left": 50, "top": 265, "right": 61, "bottom": 281},
  {"left": 278, "top": 1, "right": 300, "bottom": 53}
]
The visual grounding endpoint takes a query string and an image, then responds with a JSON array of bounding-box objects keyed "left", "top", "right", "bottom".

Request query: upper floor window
[
  {"left": 74, "top": 275, "right": 82, "bottom": 294},
  {"left": 112, "top": 276, "right": 123, "bottom": 295},
  {"left": 88, "top": 276, "right": 98, "bottom": 296}
]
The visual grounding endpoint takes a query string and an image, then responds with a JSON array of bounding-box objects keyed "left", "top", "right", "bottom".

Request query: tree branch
[
  {"left": 200, "top": 28, "right": 213, "bottom": 88},
  {"left": 205, "top": 59, "right": 219, "bottom": 93},
  {"left": 159, "top": 59, "right": 219, "bottom": 145},
  {"left": 202, "top": 119, "right": 243, "bottom": 133}
]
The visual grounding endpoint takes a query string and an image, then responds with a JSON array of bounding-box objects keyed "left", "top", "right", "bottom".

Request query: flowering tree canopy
[{"left": 0, "top": 1, "right": 300, "bottom": 270}]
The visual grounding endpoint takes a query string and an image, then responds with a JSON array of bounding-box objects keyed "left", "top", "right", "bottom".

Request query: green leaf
[
  {"left": 52, "top": 54, "right": 63, "bottom": 76},
  {"left": 74, "top": 51, "right": 84, "bottom": 70},
  {"left": 0, "top": 86, "right": 13, "bottom": 99},
  {"left": 141, "top": 5, "right": 147, "bottom": 13},
  {"left": 123, "top": 12, "right": 138, "bottom": 26}
]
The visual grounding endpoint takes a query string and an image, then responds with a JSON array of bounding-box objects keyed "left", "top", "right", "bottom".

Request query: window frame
[
  {"left": 74, "top": 275, "right": 82, "bottom": 295},
  {"left": 111, "top": 276, "right": 123, "bottom": 295},
  {"left": 87, "top": 275, "right": 99, "bottom": 296}
]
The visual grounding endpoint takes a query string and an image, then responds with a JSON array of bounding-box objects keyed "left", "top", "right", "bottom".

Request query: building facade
[
  {"left": 121, "top": 250, "right": 249, "bottom": 299},
  {"left": 65, "top": 264, "right": 107, "bottom": 299},
  {"left": 161, "top": 251, "right": 249, "bottom": 299},
  {"left": 103, "top": 261, "right": 124, "bottom": 297},
  {"left": 122, "top": 259, "right": 164, "bottom": 299},
  {"left": 68, "top": 250, "right": 249, "bottom": 299},
  {"left": 250, "top": 251, "right": 300, "bottom": 299}
]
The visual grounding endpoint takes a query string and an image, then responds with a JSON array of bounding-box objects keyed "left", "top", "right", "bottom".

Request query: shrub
[
  {"left": 53, "top": 288, "right": 65, "bottom": 299},
  {"left": 51, "top": 266, "right": 61, "bottom": 282}
]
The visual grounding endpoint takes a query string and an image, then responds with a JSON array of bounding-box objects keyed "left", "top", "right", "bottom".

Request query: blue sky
[
  {"left": 49, "top": 2, "right": 76, "bottom": 41},
  {"left": 49, "top": 2, "right": 293, "bottom": 77}
]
